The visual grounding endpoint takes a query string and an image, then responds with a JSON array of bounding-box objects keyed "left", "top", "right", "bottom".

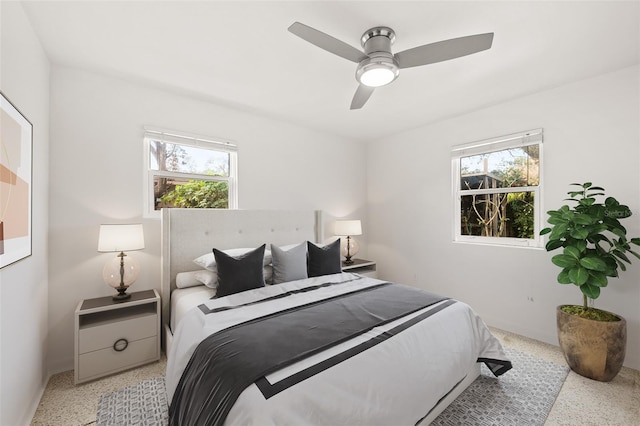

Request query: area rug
[
  {"left": 97, "top": 376, "right": 167, "bottom": 426},
  {"left": 97, "top": 348, "right": 569, "bottom": 425},
  {"left": 432, "top": 347, "right": 570, "bottom": 425}
]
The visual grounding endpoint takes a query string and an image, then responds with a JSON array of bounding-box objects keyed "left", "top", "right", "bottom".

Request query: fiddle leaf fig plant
[{"left": 540, "top": 182, "right": 640, "bottom": 312}]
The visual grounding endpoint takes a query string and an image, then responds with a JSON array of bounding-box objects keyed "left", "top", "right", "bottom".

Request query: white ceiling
[{"left": 21, "top": 1, "right": 640, "bottom": 142}]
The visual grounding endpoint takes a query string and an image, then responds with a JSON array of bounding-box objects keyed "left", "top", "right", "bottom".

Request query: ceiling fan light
[
  {"left": 356, "top": 56, "right": 399, "bottom": 88},
  {"left": 360, "top": 67, "right": 395, "bottom": 87}
]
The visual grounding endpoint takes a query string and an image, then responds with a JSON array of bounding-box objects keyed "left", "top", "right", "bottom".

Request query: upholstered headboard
[{"left": 160, "top": 208, "right": 324, "bottom": 331}]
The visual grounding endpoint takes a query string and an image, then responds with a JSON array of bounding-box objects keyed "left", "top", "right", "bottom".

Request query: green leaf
[
  {"left": 540, "top": 227, "right": 552, "bottom": 235},
  {"left": 586, "top": 224, "right": 608, "bottom": 235},
  {"left": 557, "top": 269, "right": 572, "bottom": 284},
  {"left": 550, "top": 223, "right": 569, "bottom": 239},
  {"left": 614, "top": 258, "right": 627, "bottom": 272},
  {"left": 613, "top": 249, "right": 631, "bottom": 264},
  {"left": 585, "top": 192, "right": 605, "bottom": 198},
  {"left": 575, "top": 240, "right": 587, "bottom": 253},
  {"left": 580, "top": 283, "right": 601, "bottom": 299},
  {"left": 588, "top": 186, "right": 605, "bottom": 191},
  {"left": 588, "top": 271, "right": 608, "bottom": 287},
  {"left": 605, "top": 205, "right": 632, "bottom": 219},
  {"left": 545, "top": 239, "right": 564, "bottom": 251},
  {"left": 552, "top": 254, "right": 578, "bottom": 268},
  {"left": 547, "top": 216, "right": 567, "bottom": 225},
  {"left": 628, "top": 249, "right": 640, "bottom": 261},
  {"left": 569, "top": 228, "right": 589, "bottom": 240},
  {"left": 630, "top": 238, "right": 640, "bottom": 246},
  {"left": 588, "top": 233, "right": 613, "bottom": 247},
  {"left": 569, "top": 267, "right": 589, "bottom": 285},
  {"left": 561, "top": 209, "right": 575, "bottom": 220},
  {"left": 604, "top": 197, "right": 620, "bottom": 207},
  {"left": 604, "top": 258, "right": 619, "bottom": 276},
  {"left": 579, "top": 198, "right": 596, "bottom": 206},
  {"left": 572, "top": 214, "right": 593, "bottom": 225},
  {"left": 564, "top": 246, "right": 581, "bottom": 260},
  {"left": 583, "top": 182, "right": 592, "bottom": 188},
  {"left": 587, "top": 205, "right": 606, "bottom": 220},
  {"left": 610, "top": 227, "right": 627, "bottom": 238},
  {"left": 614, "top": 235, "right": 628, "bottom": 248},
  {"left": 604, "top": 216, "right": 626, "bottom": 228},
  {"left": 579, "top": 256, "right": 608, "bottom": 271}
]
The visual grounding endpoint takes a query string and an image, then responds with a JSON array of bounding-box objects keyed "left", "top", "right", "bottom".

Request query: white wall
[
  {"left": 0, "top": 2, "right": 50, "bottom": 424},
  {"left": 366, "top": 65, "right": 640, "bottom": 370},
  {"left": 47, "top": 66, "right": 367, "bottom": 372}
]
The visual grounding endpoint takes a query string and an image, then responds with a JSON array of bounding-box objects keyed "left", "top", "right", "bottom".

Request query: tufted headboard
[{"left": 160, "top": 208, "right": 324, "bottom": 331}]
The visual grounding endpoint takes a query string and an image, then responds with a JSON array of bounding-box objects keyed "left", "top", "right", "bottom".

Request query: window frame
[
  {"left": 143, "top": 127, "right": 238, "bottom": 219},
  {"left": 451, "top": 129, "right": 544, "bottom": 248}
]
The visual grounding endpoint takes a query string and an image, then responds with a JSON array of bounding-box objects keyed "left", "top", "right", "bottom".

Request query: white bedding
[
  {"left": 166, "top": 273, "right": 510, "bottom": 425},
  {"left": 170, "top": 285, "right": 216, "bottom": 331}
]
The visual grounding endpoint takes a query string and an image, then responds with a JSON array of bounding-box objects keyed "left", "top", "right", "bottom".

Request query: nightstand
[
  {"left": 342, "top": 258, "right": 378, "bottom": 279},
  {"left": 74, "top": 289, "right": 160, "bottom": 384}
]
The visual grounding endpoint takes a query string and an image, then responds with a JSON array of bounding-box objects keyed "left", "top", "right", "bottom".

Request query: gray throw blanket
[{"left": 169, "top": 282, "right": 451, "bottom": 426}]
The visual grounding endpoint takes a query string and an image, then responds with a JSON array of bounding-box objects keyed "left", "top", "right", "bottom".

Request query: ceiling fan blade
[
  {"left": 288, "top": 22, "right": 368, "bottom": 63},
  {"left": 395, "top": 33, "right": 494, "bottom": 69},
  {"left": 350, "top": 85, "right": 375, "bottom": 110}
]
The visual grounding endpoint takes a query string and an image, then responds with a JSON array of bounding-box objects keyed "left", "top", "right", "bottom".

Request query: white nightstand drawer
[
  {"left": 77, "top": 335, "right": 158, "bottom": 382},
  {"left": 79, "top": 313, "right": 157, "bottom": 354}
]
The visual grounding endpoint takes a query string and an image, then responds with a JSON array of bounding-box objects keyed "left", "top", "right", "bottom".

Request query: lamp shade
[
  {"left": 334, "top": 220, "right": 362, "bottom": 236},
  {"left": 98, "top": 224, "right": 145, "bottom": 252}
]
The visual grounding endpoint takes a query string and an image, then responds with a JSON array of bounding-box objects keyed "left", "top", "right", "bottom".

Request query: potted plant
[{"left": 540, "top": 182, "right": 640, "bottom": 381}]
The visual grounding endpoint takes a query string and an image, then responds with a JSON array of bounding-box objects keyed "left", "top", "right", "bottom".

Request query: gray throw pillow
[{"left": 271, "top": 242, "right": 308, "bottom": 284}]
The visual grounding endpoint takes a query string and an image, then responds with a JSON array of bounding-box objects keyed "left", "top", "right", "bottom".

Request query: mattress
[{"left": 170, "top": 285, "right": 216, "bottom": 332}]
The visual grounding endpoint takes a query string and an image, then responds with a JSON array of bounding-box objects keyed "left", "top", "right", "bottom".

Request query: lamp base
[
  {"left": 340, "top": 236, "right": 360, "bottom": 266},
  {"left": 112, "top": 292, "right": 131, "bottom": 301},
  {"left": 104, "top": 252, "right": 137, "bottom": 301},
  {"left": 112, "top": 285, "right": 131, "bottom": 301}
]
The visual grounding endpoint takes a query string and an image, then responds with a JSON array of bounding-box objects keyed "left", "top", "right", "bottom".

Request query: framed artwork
[{"left": 0, "top": 91, "right": 32, "bottom": 268}]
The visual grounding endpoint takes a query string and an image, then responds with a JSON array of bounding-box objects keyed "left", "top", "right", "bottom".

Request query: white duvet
[{"left": 166, "top": 272, "right": 509, "bottom": 425}]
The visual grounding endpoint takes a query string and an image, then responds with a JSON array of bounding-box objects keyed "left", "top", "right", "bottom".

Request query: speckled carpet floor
[
  {"left": 96, "top": 348, "right": 568, "bottom": 426},
  {"left": 32, "top": 329, "right": 640, "bottom": 425}
]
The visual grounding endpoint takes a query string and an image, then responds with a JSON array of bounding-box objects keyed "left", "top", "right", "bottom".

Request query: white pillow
[
  {"left": 194, "top": 247, "right": 272, "bottom": 271},
  {"left": 176, "top": 270, "right": 218, "bottom": 289},
  {"left": 264, "top": 264, "right": 273, "bottom": 285}
]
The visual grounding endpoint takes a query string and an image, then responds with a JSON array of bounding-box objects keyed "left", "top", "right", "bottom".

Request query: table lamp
[
  {"left": 334, "top": 220, "right": 362, "bottom": 265},
  {"left": 98, "top": 224, "right": 145, "bottom": 300}
]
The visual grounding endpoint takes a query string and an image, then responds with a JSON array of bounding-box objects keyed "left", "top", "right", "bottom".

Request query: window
[
  {"left": 452, "top": 129, "right": 543, "bottom": 247},
  {"left": 143, "top": 128, "right": 237, "bottom": 218}
]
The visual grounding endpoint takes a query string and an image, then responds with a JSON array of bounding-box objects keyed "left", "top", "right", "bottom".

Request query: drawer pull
[{"left": 113, "top": 338, "right": 129, "bottom": 352}]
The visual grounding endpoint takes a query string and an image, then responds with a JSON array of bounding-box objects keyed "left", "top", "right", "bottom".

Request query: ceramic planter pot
[{"left": 556, "top": 305, "right": 626, "bottom": 382}]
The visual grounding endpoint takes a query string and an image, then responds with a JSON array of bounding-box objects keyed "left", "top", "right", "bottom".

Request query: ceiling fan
[{"left": 288, "top": 22, "right": 494, "bottom": 110}]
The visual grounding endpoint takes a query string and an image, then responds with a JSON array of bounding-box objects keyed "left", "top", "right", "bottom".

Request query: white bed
[{"left": 161, "top": 208, "right": 510, "bottom": 425}]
